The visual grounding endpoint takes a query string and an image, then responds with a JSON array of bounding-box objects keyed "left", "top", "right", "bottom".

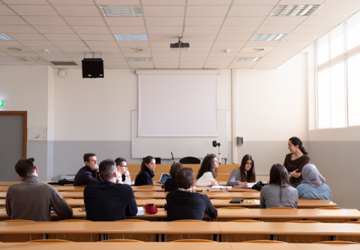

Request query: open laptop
[{"left": 157, "top": 173, "right": 170, "bottom": 184}]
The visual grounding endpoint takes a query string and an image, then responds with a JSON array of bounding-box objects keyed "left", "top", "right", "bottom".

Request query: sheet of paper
[
  {"left": 211, "top": 185, "right": 232, "bottom": 190},
  {"left": 234, "top": 182, "right": 256, "bottom": 188},
  {"left": 253, "top": 200, "right": 260, "bottom": 205},
  {"left": 136, "top": 207, "right": 145, "bottom": 216}
]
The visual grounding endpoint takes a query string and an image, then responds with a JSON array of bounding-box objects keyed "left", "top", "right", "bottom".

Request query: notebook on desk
[{"left": 156, "top": 173, "right": 170, "bottom": 184}]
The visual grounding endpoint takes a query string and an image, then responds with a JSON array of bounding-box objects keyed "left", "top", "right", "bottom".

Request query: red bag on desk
[{"left": 145, "top": 203, "right": 158, "bottom": 214}]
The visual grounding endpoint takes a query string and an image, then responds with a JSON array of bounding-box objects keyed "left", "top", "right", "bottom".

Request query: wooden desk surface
[
  {"left": 97, "top": 221, "right": 221, "bottom": 234},
  {"left": 0, "top": 242, "right": 85, "bottom": 250},
  {"left": 218, "top": 222, "right": 360, "bottom": 236},
  {"left": 231, "top": 243, "right": 360, "bottom": 250},
  {"left": 82, "top": 242, "right": 231, "bottom": 250}
]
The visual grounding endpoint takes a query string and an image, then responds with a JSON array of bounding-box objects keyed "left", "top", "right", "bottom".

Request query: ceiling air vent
[{"left": 51, "top": 61, "right": 78, "bottom": 66}]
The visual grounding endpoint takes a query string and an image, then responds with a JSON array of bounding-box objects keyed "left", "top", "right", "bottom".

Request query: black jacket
[
  {"left": 134, "top": 168, "right": 155, "bottom": 186},
  {"left": 84, "top": 181, "right": 138, "bottom": 221},
  {"left": 165, "top": 190, "right": 218, "bottom": 221},
  {"left": 73, "top": 165, "right": 102, "bottom": 186},
  {"left": 164, "top": 178, "right": 178, "bottom": 192}
]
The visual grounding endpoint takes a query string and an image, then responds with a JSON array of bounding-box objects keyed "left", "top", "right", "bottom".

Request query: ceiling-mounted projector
[{"left": 170, "top": 37, "right": 190, "bottom": 51}]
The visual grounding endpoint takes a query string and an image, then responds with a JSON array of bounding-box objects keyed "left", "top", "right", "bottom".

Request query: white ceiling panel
[
  {"left": 220, "top": 25, "right": 258, "bottom": 34},
  {"left": 224, "top": 17, "right": 266, "bottom": 26},
  {"left": 53, "top": 6, "right": 101, "bottom": 16},
  {"left": 44, "top": 34, "right": 80, "bottom": 40},
  {"left": 0, "top": 5, "right": 17, "bottom": 15},
  {"left": 0, "top": 16, "right": 26, "bottom": 25},
  {"left": 0, "top": 25, "right": 38, "bottom": 33},
  {"left": 5, "top": 52, "right": 40, "bottom": 56},
  {"left": 95, "top": 0, "right": 140, "bottom": 5},
  {"left": 204, "top": 63, "right": 231, "bottom": 68},
  {"left": 96, "top": 52, "right": 124, "bottom": 58},
  {"left": 186, "top": 17, "right": 225, "bottom": 26},
  {"left": 3, "top": 0, "right": 53, "bottom": 4},
  {"left": 233, "top": 0, "right": 278, "bottom": 5},
  {"left": 302, "top": 16, "right": 347, "bottom": 25},
  {"left": 284, "top": 33, "right": 324, "bottom": 41},
  {"left": 213, "top": 40, "right": 247, "bottom": 47},
  {"left": 206, "top": 57, "right": 234, "bottom": 62},
  {"left": 292, "top": 25, "right": 333, "bottom": 34},
  {"left": 262, "top": 16, "right": 307, "bottom": 26},
  {"left": 117, "top": 41, "right": 149, "bottom": 47},
  {"left": 180, "top": 57, "right": 207, "bottom": 62},
  {"left": 72, "top": 26, "right": 109, "bottom": 34},
  {"left": 228, "top": 6, "right": 275, "bottom": 17},
  {"left": 188, "top": 0, "right": 232, "bottom": 5},
  {"left": 141, "top": 0, "right": 185, "bottom": 5},
  {"left": 145, "top": 17, "right": 183, "bottom": 26},
  {"left": 103, "top": 58, "right": 126, "bottom": 62},
  {"left": 245, "top": 41, "right": 280, "bottom": 47},
  {"left": 152, "top": 52, "right": 179, "bottom": 58},
  {"left": 52, "top": 41, "right": 87, "bottom": 46},
  {"left": 149, "top": 40, "right": 174, "bottom": 47},
  {"left": 279, "top": 0, "right": 326, "bottom": 4},
  {"left": 153, "top": 57, "right": 179, "bottom": 62},
  {"left": 180, "top": 65, "right": 204, "bottom": 68},
  {"left": 184, "top": 26, "right": 221, "bottom": 34},
  {"left": 240, "top": 47, "right": 274, "bottom": 53},
  {"left": 109, "top": 26, "right": 146, "bottom": 33},
  {"left": 79, "top": 34, "right": 115, "bottom": 41},
  {"left": 184, "top": 34, "right": 217, "bottom": 40},
  {"left": 22, "top": 16, "right": 67, "bottom": 26},
  {"left": 186, "top": 6, "right": 230, "bottom": 17},
  {"left": 326, "top": 0, "right": 360, "bottom": 3},
  {"left": 42, "top": 57, "right": 72, "bottom": 61},
  {"left": 19, "top": 40, "right": 54, "bottom": 46},
  {"left": 85, "top": 41, "right": 118, "bottom": 47},
  {"left": 228, "top": 64, "right": 253, "bottom": 69},
  {"left": 120, "top": 47, "right": 151, "bottom": 53},
  {"left": 59, "top": 46, "right": 91, "bottom": 52},
  {"left": 208, "top": 52, "right": 238, "bottom": 58},
  {"left": 7, "top": 33, "right": 47, "bottom": 41},
  {"left": 8, "top": 5, "right": 58, "bottom": 16},
  {"left": 64, "top": 17, "right": 106, "bottom": 26},
  {"left": 90, "top": 47, "right": 120, "bottom": 52},
  {"left": 256, "top": 25, "right": 297, "bottom": 33},
  {"left": 181, "top": 52, "right": 209, "bottom": 57},
  {"left": 270, "top": 46, "right": 305, "bottom": 52},
  {"left": 34, "top": 25, "right": 74, "bottom": 34},
  {"left": 151, "top": 47, "right": 178, "bottom": 52},
  {"left": 212, "top": 46, "right": 244, "bottom": 52},
  {"left": 260, "top": 56, "right": 291, "bottom": 62},
  {"left": 106, "top": 17, "right": 145, "bottom": 26},
  {"left": 147, "top": 26, "right": 182, "bottom": 35},
  {"left": 236, "top": 52, "right": 268, "bottom": 57},
  {"left": 312, "top": 4, "right": 360, "bottom": 16},
  {"left": 49, "top": 0, "right": 96, "bottom": 5},
  {"left": 106, "top": 65, "right": 130, "bottom": 69},
  {"left": 216, "top": 33, "right": 253, "bottom": 41},
  {"left": 154, "top": 62, "right": 179, "bottom": 66},
  {"left": 143, "top": 6, "right": 185, "bottom": 17},
  {"left": 279, "top": 40, "right": 313, "bottom": 47},
  {"left": 252, "top": 65, "right": 278, "bottom": 69},
  {"left": 37, "top": 52, "right": 68, "bottom": 57},
  {"left": 186, "top": 40, "right": 214, "bottom": 47},
  {"left": 0, "top": 41, "right": 24, "bottom": 47},
  {"left": 0, "top": 56, "right": 23, "bottom": 62}
]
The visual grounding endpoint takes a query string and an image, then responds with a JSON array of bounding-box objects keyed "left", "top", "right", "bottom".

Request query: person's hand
[
  {"left": 211, "top": 180, "right": 219, "bottom": 186},
  {"left": 125, "top": 170, "right": 130, "bottom": 178},
  {"left": 290, "top": 169, "right": 301, "bottom": 178},
  {"left": 239, "top": 182, "right": 248, "bottom": 188},
  {"left": 90, "top": 162, "right": 99, "bottom": 171}
]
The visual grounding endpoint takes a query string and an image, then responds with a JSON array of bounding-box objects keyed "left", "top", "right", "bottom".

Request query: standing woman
[
  {"left": 227, "top": 154, "right": 256, "bottom": 187},
  {"left": 134, "top": 156, "right": 156, "bottom": 186},
  {"left": 195, "top": 154, "right": 219, "bottom": 186},
  {"left": 284, "top": 137, "right": 310, "bottom": 187},
  {"left": 260, "top": 164, "right": 298, "bottom": 208}
]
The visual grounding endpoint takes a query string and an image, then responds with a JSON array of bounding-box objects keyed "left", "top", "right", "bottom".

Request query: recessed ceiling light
[
  {"left": 17, "top": 57, "right": 44, "bottom": 62},
  {"left": 127, "top": 57, "right": 152, "bottom": 62},
  {"left": 0, "top": 33, "right": 13, "bottom": 41},
  {"left": 235, "top": 57, "right": 262, "bottom": 62},
  {"left": 99, "top": 5, "right": 143, "bottom": 17},
  {"left": 7, "top": 47, "right": 22, "bottom": 51},
  {"left": 251, "top": 34, "right": 287, "bottom": 41},
  {"left": 271, "top": 5, "right": 320, "bottom": 16},
  {"left": 252, "top": 48, "right": 265, "bottom": 51},
  {"left": 114, "top": 34, "right": 148, "bottom": 41}
]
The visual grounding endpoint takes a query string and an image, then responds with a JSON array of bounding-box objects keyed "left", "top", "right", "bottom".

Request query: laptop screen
[{"left": 159, "top": 173, "right": 170, "bottom": 182}]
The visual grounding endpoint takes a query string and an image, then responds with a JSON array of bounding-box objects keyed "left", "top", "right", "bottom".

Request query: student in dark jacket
[
  {"left": 165, "top": 167, "right": 218, "bottom": 221},
  {"left": 134, "top": 156, "right": 156, "bottom": 186},
  {"left": 164, "top": 163, "right": 183, "bottom": 192},
  {"left": 84, "top": 159, "right": 138, "bottom": 221}
]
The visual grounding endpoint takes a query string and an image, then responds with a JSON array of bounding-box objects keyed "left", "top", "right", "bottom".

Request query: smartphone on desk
[{"left": 229, "top": 198, "right": 244, "bottom": 203}]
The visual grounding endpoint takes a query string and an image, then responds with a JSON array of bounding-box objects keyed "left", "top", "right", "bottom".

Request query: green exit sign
[{"left": 0, "top": 101, "right": 5, "bottom": 107}]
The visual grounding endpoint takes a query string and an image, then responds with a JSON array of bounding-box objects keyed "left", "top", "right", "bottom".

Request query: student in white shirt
[
  {"left": 115, "top": 157, "right": 131, "bottom": 185},
  {"left": 195, "top": 154, "right": 219, "bottom": 186}
]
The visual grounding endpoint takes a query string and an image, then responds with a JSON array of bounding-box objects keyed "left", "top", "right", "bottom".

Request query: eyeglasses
[{"left": 119, "top": 165, "right": 127, "bottom": 168}]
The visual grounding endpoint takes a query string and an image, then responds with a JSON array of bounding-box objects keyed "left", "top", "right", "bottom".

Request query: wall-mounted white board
[{"left": 131, "top": 109, "right": 229, "bottom": 159}]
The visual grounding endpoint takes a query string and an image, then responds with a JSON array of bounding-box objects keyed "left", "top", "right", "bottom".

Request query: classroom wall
[{"left": 234, "top": 52, "right": 309, "bottom": 175}]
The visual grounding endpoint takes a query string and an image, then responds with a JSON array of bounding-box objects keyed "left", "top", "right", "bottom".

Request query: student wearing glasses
[
  {"left": 115, "top": 157, "right": 131, "bottom": 185},
  {"left": 195, "top": 154, "right": 219, "bottom": 186}
]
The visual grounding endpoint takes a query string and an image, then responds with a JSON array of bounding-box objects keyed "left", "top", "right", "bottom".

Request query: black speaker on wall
[{"left": 82, "top": 58, "right": 104, "bottom": 78}]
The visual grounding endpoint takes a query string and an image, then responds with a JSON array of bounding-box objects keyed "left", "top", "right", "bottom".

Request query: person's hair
[
  {"left": 99, "top": 158, "right": 116, "bottom": 181},
  {"left": 115, "top": 157, "right": 127, "bottom": 167},
  {"left": 239, "top": 154, "right": 256, "bottom": 182},
  {"left": 15, "top": 159, "right": 35, "bottom": 178},
  {"left": 83, "top": 153, "right": 96, "bottom": 163},
  {"left": 197, "top": 154, "right": 217, "bottom": 180},
  {"left": 269, "top": 164, "right": 290, "bottom": 201},
  {"left": 169, "top": 163, "right": 184, "bottom": 179},
  {"left": 175, "top": 167, "right": 194, "bottom": 189},
  {"left": 139, "top": 156, "right": 154, "bottom": 174},
  {"left": 289, "top": 137, "right": 308, "bottom": 155}
]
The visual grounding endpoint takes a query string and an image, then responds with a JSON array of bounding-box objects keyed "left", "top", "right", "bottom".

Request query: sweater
[
  {"left": 283, "top": 154, "right": 310, "bottom": 187},
  {"left": 164, "top": 178, "right": 178, "bottom": 192},
  {"left": 297, "top": 183, "right": 332, "bottom": 201},
  {"left": 260, "top": 184, "right": 298, "bottom": 208},
  {"left": 227, "top": 168, "right": 243, "bottom": 186},
  {"left": 195, "top": 172, "right": 215, "bottom": 186},
  {"left": 134, "top": 168, "right": 155, "bottom": 186},
  {"left": 73, "top": 165, "right": 102, "bottom": 186}
]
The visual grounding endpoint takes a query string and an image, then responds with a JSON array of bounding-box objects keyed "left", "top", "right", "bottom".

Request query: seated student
[
  {"left": 260, "top": 164, "right": 298, "bottom": 208},
  {"left": 296, "top": 164, "right": 332, "bottom": 201},
  {"left": 84, "top": 158, "right": 137, "bottom": 221},
  {"left": 195, "top": 154, "right": 219, "bottom": 186},
  {"left": 227, "top": 154, "right": 256, "bottom": 187},
  {"left": 134, "top": 156, "right": 156, "bottom": 186},
  {"left": 164, "top": 163, "right": 183, "bottom": 191},
  {"left": 6, "top": 159, "right": 73, "bottom": 221},
  {"left": 115, "top": 157, "right": 131, "bottom": 185},
  {"left": 165, "top": 167, "right": 218, "bottom": 221},
  {"left": 74, "top": 153, "right": 102, "bottom": 186}
]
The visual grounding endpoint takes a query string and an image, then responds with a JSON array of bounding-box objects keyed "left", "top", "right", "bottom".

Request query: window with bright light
[{"left": 316, "top": 11, "right": 360, "bottom": 129}]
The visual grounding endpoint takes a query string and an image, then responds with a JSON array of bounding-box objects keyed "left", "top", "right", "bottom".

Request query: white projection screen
[{"left": 138, "top": 74, "right": 218, "bottom": 137}]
